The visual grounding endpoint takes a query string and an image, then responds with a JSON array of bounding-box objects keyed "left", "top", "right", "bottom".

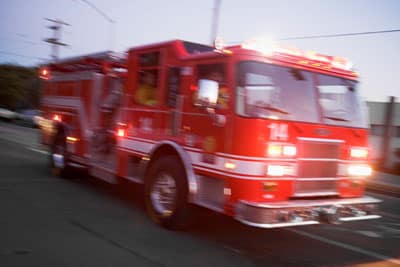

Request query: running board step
[{"left": 89, "top": 165, "right": 118, "bottom": 184}]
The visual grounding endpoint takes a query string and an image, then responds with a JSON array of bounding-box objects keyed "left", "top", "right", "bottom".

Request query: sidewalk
[{"left": 366, "top": 171, "right": 400, "bottom": 196}]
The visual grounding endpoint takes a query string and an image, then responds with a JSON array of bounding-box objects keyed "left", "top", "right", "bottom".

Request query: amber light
[
  {"left": 224, "top": 162, "right": 236, "bottom": 170},
  {"left": 66, "top": 136, "right": 78, "bottom": 143},
  {"left": 52, "top": 114, "right": 61, "bottom": 122},
  {"left": 268, "top": 144, "right": 282, "bottom": 157},
  {"left": 117, "top": 128, "right": 125, "bottom": 137},
  {"left": 267, "top": 143, "right": 297, "bottom": 157}
]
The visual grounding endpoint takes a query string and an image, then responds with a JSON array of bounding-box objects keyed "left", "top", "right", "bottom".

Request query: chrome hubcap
[
  {"left": 150, "top": 174, "right": 176, "bottom": 215},
  {"left": 52, "top": 144, "right": 65, "bottom": 169}
]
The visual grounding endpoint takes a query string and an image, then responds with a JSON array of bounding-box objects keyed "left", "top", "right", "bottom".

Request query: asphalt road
[{"left": 0, "top": 121, "right": 399, "bottom": 267}]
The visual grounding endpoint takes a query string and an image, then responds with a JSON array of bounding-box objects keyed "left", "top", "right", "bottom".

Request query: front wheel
[{"left": 145, "top": 156, "right": 191, "bottom": 230}]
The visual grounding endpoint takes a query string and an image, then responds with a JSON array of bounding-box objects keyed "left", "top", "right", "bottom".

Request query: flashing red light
[
  {"left": 190, "top": 84, "right": 198, "bottom": 91},
  {"left": 40, "top": 68, "right": 50, "bottom": 79},
  {"left": 117, "top": 128, "right": 125, "bottom": 137}
]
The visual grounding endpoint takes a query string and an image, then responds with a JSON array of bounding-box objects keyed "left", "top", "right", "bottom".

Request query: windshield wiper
[
  {"left": 254, "top": 104, "right": 290, "bottom": 115},
  {"left": 324, "top": 116, "right": 350, "bottom": 122},
  {"left": 263, "top": 105, "right": 290, "bottom": 115}
]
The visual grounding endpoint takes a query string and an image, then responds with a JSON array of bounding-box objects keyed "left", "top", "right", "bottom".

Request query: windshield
[
  {"left": 317, "top": 74, "right": 367, "bottom": 128},
  {"left": 236, "top": 61, "right": 368, "bottom": 128}
]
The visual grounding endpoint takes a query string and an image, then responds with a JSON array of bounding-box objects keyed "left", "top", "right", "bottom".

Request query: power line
[
  {"left": 81, "top": 0, "right": 114, "bottom": 23},
  {"left": 79, "top": 0, "right": 115, "bottom": 50},
  {"left": 281, "top": 29, "right": 400, "bottom": 40}
]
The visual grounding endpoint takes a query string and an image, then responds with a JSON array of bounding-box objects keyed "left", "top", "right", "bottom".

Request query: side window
[
  {"left": 135, "top": 70, "right": 158, "bottom": 106},
  {"left": 135, "top": 51, "right": 160, "bottom": 106},
  {"left": 196, "top": 63, "right": 228, "bottom": 109}
]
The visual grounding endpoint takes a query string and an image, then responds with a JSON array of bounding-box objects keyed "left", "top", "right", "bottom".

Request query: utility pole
[
  {"left": 210, "top": 0, "right": 221, "bottom": 45},
  {"left": 44, "top": 18, "right": 70, "bottom": 62},
  {"left": 382, "top": 96, "right": 396, "bottom": 170}
]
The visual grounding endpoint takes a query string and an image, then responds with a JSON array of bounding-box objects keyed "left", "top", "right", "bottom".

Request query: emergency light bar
[{"left": 241, "top": 38, "right": 354, "bottom": 71}]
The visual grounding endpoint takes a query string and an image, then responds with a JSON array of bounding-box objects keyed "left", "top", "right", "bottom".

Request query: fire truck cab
[{"left": 39, "top": 39, "right": 381, "bottom": 229}]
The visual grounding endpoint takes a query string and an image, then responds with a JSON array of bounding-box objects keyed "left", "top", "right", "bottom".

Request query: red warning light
[{"left": 40, "top": 68, "right": 50, "bottom": 80}]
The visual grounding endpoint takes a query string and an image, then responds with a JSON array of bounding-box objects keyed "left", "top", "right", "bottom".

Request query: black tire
[
  {"left": 145, "top": 155, "right": 191, "bottom": 230},
  {"left": 50, "top": 132, "right": 71, "bottom": 178}
]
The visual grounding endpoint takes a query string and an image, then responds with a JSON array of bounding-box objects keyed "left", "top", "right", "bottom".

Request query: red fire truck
[{"left": 38, "top": 39, "right": 381, "bottom": 229}]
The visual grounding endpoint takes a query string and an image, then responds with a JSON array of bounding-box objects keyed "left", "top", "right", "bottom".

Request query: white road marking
[
  {"left": 289, "top": 228, "right": 400, "bottom": 265},
  {"left": 355, "top": 231, "right": 382, "bottom": 238},
  {"left": 377, "top": 225, "right": 400, "bottom": 234},
  {"left": 27, "top": 147, "right": 50, "bottom": 155}
]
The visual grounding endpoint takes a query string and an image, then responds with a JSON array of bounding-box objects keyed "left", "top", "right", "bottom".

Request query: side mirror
[
  {"left": 195, "top": 79, "right": 226, "bottom": 127},
  {"left": 196, "top": 79, "right": 219, "bottom": 107}
]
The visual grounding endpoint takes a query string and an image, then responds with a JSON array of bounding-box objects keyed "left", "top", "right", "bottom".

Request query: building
[{"left": 367, "top": 97, "right": 400, "bottom": 170}]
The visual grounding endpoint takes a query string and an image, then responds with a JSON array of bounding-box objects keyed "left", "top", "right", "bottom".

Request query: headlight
[{"left": 348, "top": 164, "right": 372, "bottom": 176}]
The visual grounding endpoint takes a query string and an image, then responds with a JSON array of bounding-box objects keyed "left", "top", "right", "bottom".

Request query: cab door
[{"left": 180, "top": 63, "right": 230, "bottom": 164}]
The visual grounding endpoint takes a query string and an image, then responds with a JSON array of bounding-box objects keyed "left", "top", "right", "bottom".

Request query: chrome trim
[
  {"left": 298, "top": 158, "right": 340, "bottom": 162},
  {"left": 235, "top": 196, "right": 381, "bottom": 228},
  {"left": 240, "top": 196, "right": 382, "bottom": 209},
  {"left": 293, "top": 192, "right": 338, "bottom": 197},
  {"left": 297, "top": 137, "right": 344, "bottom": 143},
  {"left": 296, "top": 178, "right": 338, "bottom": 181},
  {"left": 339, "top": 215, "right": 381, "bottom": 222},
  {"left": 236, "top": 218, "right": 319, "bottom": 229}
]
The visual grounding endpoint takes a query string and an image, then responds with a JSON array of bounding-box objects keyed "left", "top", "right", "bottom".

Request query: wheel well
[{"left": 147, "top": 144, "right": 184, "bottom": 175}]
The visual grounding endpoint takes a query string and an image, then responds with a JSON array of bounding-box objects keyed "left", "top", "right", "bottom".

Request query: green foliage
[{"left": 0, "top": 64, "right": 39, "bottom": 110}]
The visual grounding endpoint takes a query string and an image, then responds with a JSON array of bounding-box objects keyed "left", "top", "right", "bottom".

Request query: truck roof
[{"left": 47, "top": 51, "right": 126, "bottom": 72}]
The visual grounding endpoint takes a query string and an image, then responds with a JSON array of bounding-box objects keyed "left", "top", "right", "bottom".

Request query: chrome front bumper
[{"left": 235, "top": 196, "right": 381, "bottom": 228}]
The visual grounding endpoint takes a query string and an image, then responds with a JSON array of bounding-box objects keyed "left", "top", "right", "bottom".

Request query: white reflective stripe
[
  {"left": 194, "top": 165, "right": 267, "bottom": 180},
  {"left": 42, "top": 96, "right": 88, "bottom": 136},
  {"left": 216, "top": 152, "right": 267, "bottom": 161},
  {"left": 297, "top": 137, "right": 344, "bottom": 143},
  {"left": 119, "top": 137, "right": 267, "bottom": 178},
  {"left": 187, "top": 150, "right": 265, "bottom": 177}
]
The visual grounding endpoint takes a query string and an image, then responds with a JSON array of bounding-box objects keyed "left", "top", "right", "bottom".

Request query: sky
[{"left": 0, "top": 0, "right": 399, "bottom": 102}]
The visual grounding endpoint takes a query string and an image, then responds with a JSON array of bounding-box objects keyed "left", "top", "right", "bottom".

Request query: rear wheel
[
  {"left": 145, "top": 156, "right": 191, "bottom": 230},
  {"left": 50, "top": 132, "right": 71, "bottom": 178}
]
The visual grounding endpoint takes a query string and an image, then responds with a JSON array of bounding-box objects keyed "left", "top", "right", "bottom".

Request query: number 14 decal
[{"left": 268, "top": 123, "right": 288, "bottom": 141}]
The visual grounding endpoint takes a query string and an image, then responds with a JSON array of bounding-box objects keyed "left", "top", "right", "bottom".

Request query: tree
[{"left": 0, "top": 64, "right": 38, "bottom": 110}]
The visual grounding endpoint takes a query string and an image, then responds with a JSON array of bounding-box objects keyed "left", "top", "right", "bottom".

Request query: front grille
[
  {"left": 298, "top": 161, "right": 338, "bottom": 178},
  {"left": 294, "top": 138, "right": 343, "bottom": 197},
  {"left": 294, "top": 180, "right": 338, "bottom": 196},
  {"left": 300, "top": 142, "right": 340, "bottom": 158}
]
